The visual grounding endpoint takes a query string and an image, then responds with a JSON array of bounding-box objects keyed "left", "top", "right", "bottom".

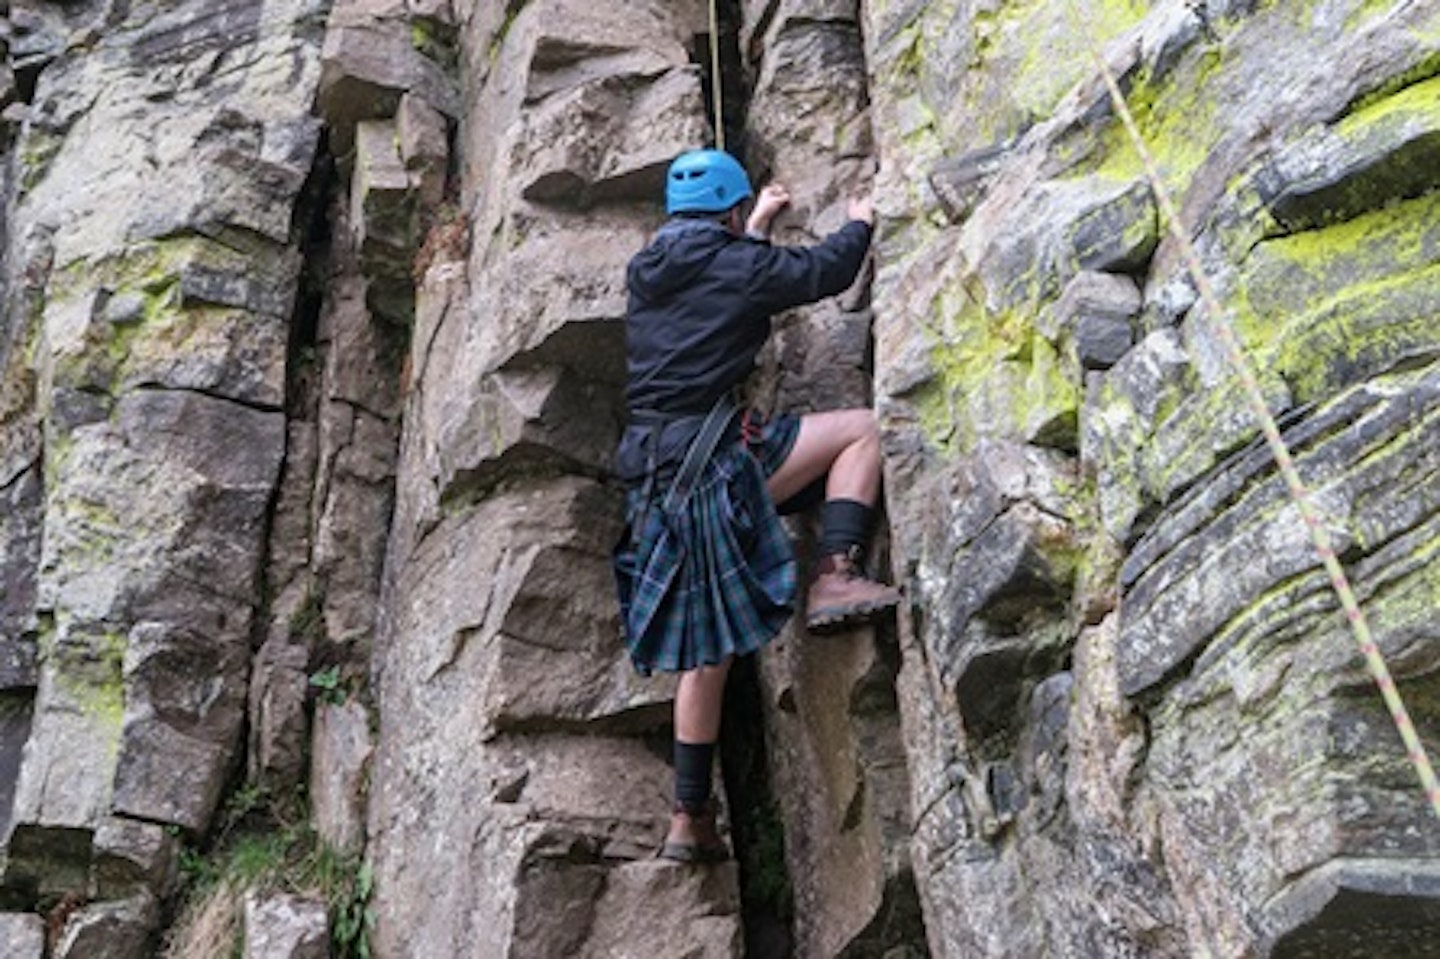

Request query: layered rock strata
[
  {"left": 868, "top": 1, "right": 1440, "bottom": 955},
  {"left": 0, "top": 0, "right": 331, "bottom": 950},
  {"left": 361, "top": 1, "right": 744, "bottom": 956},
  {"left": 0, "top": 0, "right": 1437, "bottom": 956}
]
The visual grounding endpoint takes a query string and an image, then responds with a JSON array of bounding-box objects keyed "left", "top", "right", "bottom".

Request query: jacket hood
[{"left": 627, "top": 219, "right": 733, "bottom": 302}]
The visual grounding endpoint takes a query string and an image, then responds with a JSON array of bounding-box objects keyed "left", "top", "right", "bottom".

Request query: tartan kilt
[{"left": 613, "top": 421, "right": 798, "bottom": 675}]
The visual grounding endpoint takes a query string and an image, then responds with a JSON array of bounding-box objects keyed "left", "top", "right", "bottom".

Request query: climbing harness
[
  {"left": 708, "top": 0, "right": 726, "bottom": 150},
  {"left": 622, "top": 394, "right": 741, "bottom": 641},
  {"left": 1067, "top": 1, "right": 1440, "bottom": 818}
]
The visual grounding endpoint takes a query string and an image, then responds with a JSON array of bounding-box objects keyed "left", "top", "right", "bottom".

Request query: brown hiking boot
[
  {"left": 805, "top": 551, "right": 903, "bottom": 631},
  {"left": 659, "top": 801, "right": 730, "bottom": 864}
]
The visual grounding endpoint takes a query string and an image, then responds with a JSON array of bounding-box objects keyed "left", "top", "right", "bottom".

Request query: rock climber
[{"left": 612, "top": 148, "right": 902, "bottom": 862}]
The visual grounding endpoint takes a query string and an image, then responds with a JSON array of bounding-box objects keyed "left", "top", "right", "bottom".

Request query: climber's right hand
[
  {"left": 747, "top": 183, "right": 791, "bottom": 236},
  {"left": 847, "top": 193, "right": 874, "bottom": 226}
]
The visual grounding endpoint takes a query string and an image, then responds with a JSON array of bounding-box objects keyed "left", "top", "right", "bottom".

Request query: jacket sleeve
[{"left": 744, "top": 220, "right": 873, "bottom": 315}]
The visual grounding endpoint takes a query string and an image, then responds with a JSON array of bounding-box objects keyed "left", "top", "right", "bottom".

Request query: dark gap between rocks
[
  {"left": 692, "top": 0, "right": 750, "bottom": 161},
  {"left": 721, "top": 652, "right": 794, "bottom": 959}
]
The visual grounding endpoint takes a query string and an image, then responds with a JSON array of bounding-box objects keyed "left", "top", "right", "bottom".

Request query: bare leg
[
  {"left": 766, "top": 408, "right": 882, "bottom": 506},
  {"left": 664, "top": 658, "right": 732, "bottom": 856},
  {"left": 675, "top": 658, "right": 731, "bottom": 744},
  {"left": 764, "top": 408, "right": 902, "bottom": 630}
]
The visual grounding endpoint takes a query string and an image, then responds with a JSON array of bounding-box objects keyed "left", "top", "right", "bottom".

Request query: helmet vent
[{"left": 664, "top": 149, "right": 753, "bottom": 214}]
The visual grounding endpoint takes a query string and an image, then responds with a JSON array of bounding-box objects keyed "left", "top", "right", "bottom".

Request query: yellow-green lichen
[
  {"left": 1139, "top": 367, "right": 1288, "bottom": 504},
  {"left": 917, "top": 294, "right": 1080, "bottom": 454},
  {"left": 18, "top": 130, "right": 63, "bottom": 194},
  {"left": 880, "top": 1, "right": 1148, "bottom": 155},
  {"left": 875, "top": 17, "right": 943, "bottom": 163},
  {"left": 1089, "top": 44, "right": 1226, "bottom": 200},
  {"left": 1008, "top": 0, "right": 1148, "bottom": 126},
  {"left": 1344, "top": 0, "right": 1431, "bottom": 38},
  {"left": 1337, "top": 72, "right": 1440, "bottom": 134},
  {"left": 1345, "top": 49, "right": 1440, "bottom": 116},
  {"left": 49, "top": 626, "right": 127, "bottom": 740},
  {"left": 43, "top": 238, "right": 240, "bottom": 396},
  {"left": 486, "top": 1, "right": 524, "bottom": 69},
  {"left": 411, "top": 17, "right": 459, "bottom": 74},
  {"left": 1230, "top": 189, "right": 1440, "bottom": 404}
]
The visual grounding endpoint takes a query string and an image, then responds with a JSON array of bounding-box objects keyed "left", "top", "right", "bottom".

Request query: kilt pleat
[{"left": 614, "top": 438, "right": 796, "bottom": 675}]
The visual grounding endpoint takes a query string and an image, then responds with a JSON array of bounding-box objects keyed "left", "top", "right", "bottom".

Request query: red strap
[{"left": 740, "top": 410, "right": 762, "bottom": 446}]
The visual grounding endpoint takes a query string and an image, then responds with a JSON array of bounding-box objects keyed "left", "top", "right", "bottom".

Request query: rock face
[
  {"left": 359, "top": 2, "right": 744, "bottom": 954},
  {"left": 867, "top": 1, "right": 1440, "bottom": 955},
  {"left": 1, "top": 0, "right": 327, "bottom": 950},
  {"left": 0, "top": 0, "right": 1436, "bottom": 956}
]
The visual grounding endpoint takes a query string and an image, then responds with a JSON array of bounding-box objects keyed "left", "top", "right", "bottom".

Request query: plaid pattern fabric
[{"left": 614, "top": 414, "right": 800, "bottom": 675}]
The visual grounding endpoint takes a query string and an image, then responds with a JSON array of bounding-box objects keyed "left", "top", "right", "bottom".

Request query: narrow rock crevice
[
  {"left": 1337, "top": 48, "right": 1440, "bottom": 121},
  {"left": 253, "top": 121, "right": 338, "bottom": 621},
  {"left": 689, "top": 2, "right": 815, "bottom": 951},
  {"left": 721, "top": 653, "right": 793, "bottom": 959},
  {"left": 0, "top": 693, "right": 34, "bottom": 858},
  {"left": 694, "top": 0, "right": 749, "bottom": 157},
  {"left": 126, "top": 381, "right": 285, "bottom": 415}
]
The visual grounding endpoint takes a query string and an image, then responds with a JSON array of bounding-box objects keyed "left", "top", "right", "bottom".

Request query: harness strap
[
  {"left": 627, "top": 394, "right": 738, "bottom": 547},
  {"left": 662, "top": 394, "right": 738, "bottom": 516}
]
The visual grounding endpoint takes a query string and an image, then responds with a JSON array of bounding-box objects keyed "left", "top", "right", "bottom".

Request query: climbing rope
[
  {"left": 1066, "top": 3, "right": 1440, "bottom": 818},
  {"left": 708, "top": 0, "right": 726, "bottom": 150}
]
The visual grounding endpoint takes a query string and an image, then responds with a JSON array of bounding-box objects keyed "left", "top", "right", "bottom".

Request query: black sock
[
  {"left": 819, "top": 498, "right": 873, "bottom": 557},
  {"left": 674, "top": 740, "right": 716, "bottom": 813}
]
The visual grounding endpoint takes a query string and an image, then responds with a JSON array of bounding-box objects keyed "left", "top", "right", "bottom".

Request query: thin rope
[
  {"left": 708, "top": 0, "right": 726, "bottom": 150},
  {"left": 1064, "top": 3, "right": 1440, "bottom": 818}
]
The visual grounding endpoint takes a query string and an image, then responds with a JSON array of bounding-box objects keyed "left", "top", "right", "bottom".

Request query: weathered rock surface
[
  {"left": 362, "top": 2, "right": 743, "bottom": 956},
  {"left": 54, "top": 892, "right": 158, "bottom": 959},
  {"left": 738, "top": 3, "right": 926, "bottom": 956},
  {"left": 310, "top": 698, "right": 373, "bottom": 854},
  {"left": 870, "top": 0, "right": 1440, "bottom": 955},
  {"left": 0, "top": 0, "right": 330, "bottom": 940},
  {"left": 0, "top": 912, "right": 45, "bottom": 959},
  {"left": 243, "top": 891, "right": 331, "bottom": 959},
  {"left": 0, "top": 0, "right": 1437, "bottom": 956}
]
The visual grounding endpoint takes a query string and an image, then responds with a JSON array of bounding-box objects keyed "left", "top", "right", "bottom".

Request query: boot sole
[
  {"left": 658, "top": 840, "right": 731, "bottom": 864},
  {"left": 806, "top": 594, "right": 902, "bottom": 632}
]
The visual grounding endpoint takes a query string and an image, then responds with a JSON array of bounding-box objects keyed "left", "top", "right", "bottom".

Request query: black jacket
[{"left": 624, "top": 217, "right": 873, "bottom": 417}]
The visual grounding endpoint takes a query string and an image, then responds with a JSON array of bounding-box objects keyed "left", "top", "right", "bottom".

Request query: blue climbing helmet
[{"left": 665, "top": 149, "right": 753, "bottom": 215}]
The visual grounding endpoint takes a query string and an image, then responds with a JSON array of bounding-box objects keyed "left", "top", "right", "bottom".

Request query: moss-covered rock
[{"left": 872, "top": 0, "right": 1440, "bottom": 955}]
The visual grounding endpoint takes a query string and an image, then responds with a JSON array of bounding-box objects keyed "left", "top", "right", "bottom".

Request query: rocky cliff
[{"left": 0, "top": 0, "right": 1438, "bottom": 956}]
